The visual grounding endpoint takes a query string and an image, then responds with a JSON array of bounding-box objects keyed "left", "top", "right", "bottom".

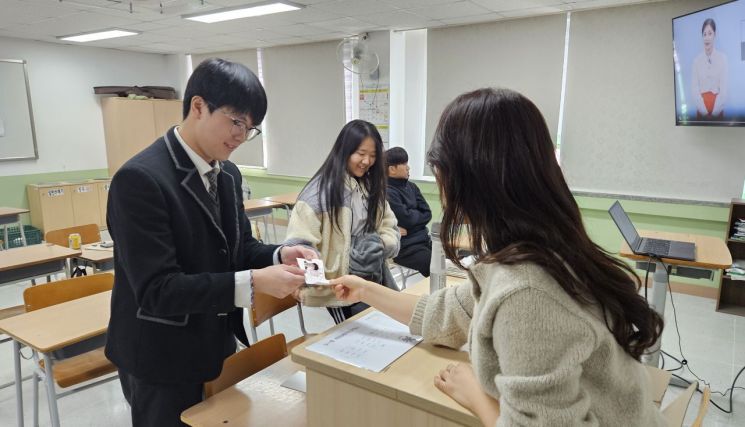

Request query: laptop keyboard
[{"left": 641, "top": 239, "right": 670, "bottom": 255}]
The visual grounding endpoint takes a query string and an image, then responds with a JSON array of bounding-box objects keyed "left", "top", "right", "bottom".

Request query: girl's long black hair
[{"left": 306, "top": 119, "right": 386, "bottom": 233}]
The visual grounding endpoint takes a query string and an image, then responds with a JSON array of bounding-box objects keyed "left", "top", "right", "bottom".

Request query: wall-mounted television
[{"left": 673, "top": 0, "right": 745, "bottom": 126}]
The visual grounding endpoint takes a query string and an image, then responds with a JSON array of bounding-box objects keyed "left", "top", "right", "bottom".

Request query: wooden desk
[
  {"left": 0, "top": 290, "right": 111, "bottom": 427},
  {"left": 292, "top": 275, "right": 479, "bottom": 427},
  {"left": 619, "top": 230, "right": 731, "bottom": 366},
  {"left": 262, "top": 192, "right": 299, "bottom": 209},
  {"left": 0, "top": 207, "right": 30, "bottom": 249},
  {"left": 0, "top": 244, "right": 80, "bottom": 285},
  {"left": 620, "top": 230, "right": 731, "bottom": 270},
  {"left": 78, "top": 244, "right": 115, "bottom": 273},
  {"left": 244, "top": 199, "right": 285, "bottom": 243},
  {"left": 181, "top": 357, "right": 306, "bottom": 427}
]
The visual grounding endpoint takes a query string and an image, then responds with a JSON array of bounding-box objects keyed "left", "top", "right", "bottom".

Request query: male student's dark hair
[
  {"left": 385, "top": 147, "right": 409, "bottom": 168},
  {"left": 183, "top": 58, "right": 268, "bottom": 125}
]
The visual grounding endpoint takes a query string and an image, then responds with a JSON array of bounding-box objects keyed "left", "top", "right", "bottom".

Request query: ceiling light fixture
[
  {"left": 183, "top": 1, "right": 303, "bottom": 23},
  {"left": 58, "top": 29, "right": 140, "bottom": 42}
]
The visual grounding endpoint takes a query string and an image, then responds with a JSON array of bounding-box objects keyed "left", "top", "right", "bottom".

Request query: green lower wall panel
[
  {"left": 2, "top": 167, "right": 727, "bottom": 289},
  {"left": 0, "top": 169, "right": 110, "bottom": 224}
]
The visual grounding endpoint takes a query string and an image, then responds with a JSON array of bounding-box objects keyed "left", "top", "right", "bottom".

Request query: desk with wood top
[
  {"left": 291, "top": 275, "right": 481, "bottom": 427},
  {"left": 0, "top": 290, "right": 111, "bottom": 427},
  {"left": 0, "top": 244, "right": 81, "bottom": 285},
  {"left": 181, "top": 357, "right": 306, "bottom": 427},
  {"left": 619, "top": 230, "right": 731, "bottom": 366},
  {"left": 78, "top": 244, "right": 115, "bottom": 273},
  {"left": 244, "top": 199, "right": 285, "bottom": 243},
  {"left": 262, "top": 192, "right": 299, "bottom": 210},
  {"left": 0, "top": 208, "right": 29, "bottom": 249}
]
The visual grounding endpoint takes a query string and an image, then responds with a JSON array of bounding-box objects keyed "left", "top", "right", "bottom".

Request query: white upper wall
[{"left": 0, "top": 36, "right": 182, "bottom": 177}]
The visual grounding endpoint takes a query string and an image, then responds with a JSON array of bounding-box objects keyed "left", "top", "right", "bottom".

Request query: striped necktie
[{"left": 205, "top": 169, "right": 219, "bottom": 204}]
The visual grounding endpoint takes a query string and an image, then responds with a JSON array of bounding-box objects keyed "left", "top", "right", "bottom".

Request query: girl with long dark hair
[
  {"left": 330, "top": 89, "right": 665, "bottom": 426},
  {"left": 285, "top": 119, "right": 400, "bottom": 324}
]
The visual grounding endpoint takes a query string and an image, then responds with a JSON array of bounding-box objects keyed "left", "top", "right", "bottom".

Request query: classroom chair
[
  {"left": 204, "top": 333, "right": 288, "bottom": 398},
  {"left": 645, "top": 365, "right": 711, "bottom": 426},
  {"left": 23, "top": 273, "right": 117, "bottom": 427},
  {"left": 45, "top": 224, "right": 102, "bottom": 277},
  {"left": 250, "top": 292, "right": 311, "bottom": 352},
  {"left": 389, "top": 261, "right": 418, "bottom": 290}
]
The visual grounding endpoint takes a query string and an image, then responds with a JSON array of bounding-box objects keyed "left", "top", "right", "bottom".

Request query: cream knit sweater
[{"left": 409, "top": 262, "right": 666, "bottom": 427}]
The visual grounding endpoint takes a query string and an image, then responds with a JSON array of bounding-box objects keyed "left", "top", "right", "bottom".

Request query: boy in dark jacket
[{"left": 385, "top": 147, "right": 432, "bottom": 277}]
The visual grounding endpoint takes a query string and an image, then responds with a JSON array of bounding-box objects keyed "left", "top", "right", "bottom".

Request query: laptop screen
[{"left": 609, "top": 201, "right": 640, "bottom": 249}]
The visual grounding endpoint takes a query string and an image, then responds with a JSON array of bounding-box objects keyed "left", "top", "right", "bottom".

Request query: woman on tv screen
[{"left": 691, "top": 18, "right": 729, "bottom": 119}]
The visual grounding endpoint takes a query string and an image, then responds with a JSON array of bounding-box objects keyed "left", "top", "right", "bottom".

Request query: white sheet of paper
[
  {"left": 280, "top": 371, "right": 307, "bottom": 393},
  {"left": 305, "top": 311, "right": 423, "bottom": 372}
]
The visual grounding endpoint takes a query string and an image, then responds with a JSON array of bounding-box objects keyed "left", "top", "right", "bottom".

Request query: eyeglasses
[{"left": 206, "top": 101, "right": 262, "bottom": 142}]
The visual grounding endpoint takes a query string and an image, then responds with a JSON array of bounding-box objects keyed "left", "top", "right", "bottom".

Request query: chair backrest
[
  {"left": 204, "top": 333, "right": 288, "bottom": 398},
  {"left": 690, "top": 386, "right": 711, "bottom": 427},
  {"left": 645, "top": 365, "right": 673, "bottom": 408},
  {"left": 662, "top": 380, "right": 698, "bottom": 427},
  {"left": 23, "top": 273, "right": 114, "bottom": 312},
  {"left": 45, "top": 224, "right": 101, "bottom": 247},
  {"left": 251, "top": 293, "right": 297, "bottom": 327}
]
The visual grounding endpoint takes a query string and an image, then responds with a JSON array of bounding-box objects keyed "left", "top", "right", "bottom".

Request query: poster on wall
[{"left": 359, "top": 79, "right": 389, "bottom": 144}]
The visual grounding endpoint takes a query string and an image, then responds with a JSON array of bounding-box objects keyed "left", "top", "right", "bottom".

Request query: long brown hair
[{"left": 428, "top": 88, "right": 662, "bottom": 360}]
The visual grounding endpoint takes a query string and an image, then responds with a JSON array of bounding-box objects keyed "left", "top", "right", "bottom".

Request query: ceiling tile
[
  {"left": 438, "top": 12, "right": 504, "bottom": 26},
  {"left": 470, "top": 0, "right": 561, "bottom": 12},
  {"left": 360, "top": 10, "right": 437, "bottom": 29},
  {"left": 500, "top": 6, "right": 565, "bottom": 18},
  {"left": 309, "top": 17, "right": 379, "bottom": 34},
  {"left": 269, "top": 23, "right": 332, "bottom": 36},
  {"left": 408, "top": 1, "right": 491, "bottom": 20},
  {"left": 312, "top": 0, "right": 401, "bottom": 16}
]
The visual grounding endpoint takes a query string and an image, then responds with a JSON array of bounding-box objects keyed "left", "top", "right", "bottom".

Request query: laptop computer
[{"left": 608, "top": 201, "right": 696, "bottom": 261}]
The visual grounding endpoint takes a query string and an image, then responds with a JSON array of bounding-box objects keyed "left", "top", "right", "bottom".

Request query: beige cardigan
[
  {"left": 285, "top": 175, "right": 399, "bottom": 279},
  {"left": 409, "top": 262, "right": 666, "bottom": 427}
]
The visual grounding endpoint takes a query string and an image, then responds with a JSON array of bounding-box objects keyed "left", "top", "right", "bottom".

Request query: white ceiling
[{"left": 0, "top": 0, "right": 663, "bottom": 55}]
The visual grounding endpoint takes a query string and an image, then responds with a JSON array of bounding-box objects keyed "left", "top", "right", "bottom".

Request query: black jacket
[
  {"left": 386, "top": 177, "right": 432, "bottom": 254},
  {"left": 105, "top": 127, "right": 276, "bottom": 384}
]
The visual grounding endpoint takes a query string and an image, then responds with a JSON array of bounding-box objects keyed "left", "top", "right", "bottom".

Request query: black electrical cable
[{"left": 650, "top": 255, "right": 745, "bottom": 414}]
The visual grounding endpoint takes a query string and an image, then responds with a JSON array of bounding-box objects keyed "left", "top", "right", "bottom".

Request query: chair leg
[
  {"left": 296, "top": 303, "right": 308, "bottom": 336},
  {"left": 269, "top": 318, "right": 275, "bottom": 335},
  {"left": 32, "top": 371, "right": 39, "bottom": 427},
  {"left": 42, "top": 353, "right": 60, "bottom": 427}
]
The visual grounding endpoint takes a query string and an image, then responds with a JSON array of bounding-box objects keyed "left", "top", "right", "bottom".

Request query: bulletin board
[
  {"left": 0, "top": 59, "right": 38, "bottom": 161},
  {"left": 359, "top": 79, "right": 389, "bottom": 144}
]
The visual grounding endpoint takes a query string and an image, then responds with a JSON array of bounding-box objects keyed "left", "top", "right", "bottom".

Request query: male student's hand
[
  {"left": 280, "top": 245, "right": 318, "bottom": 266},
  {"left": 252, "top": 265, "right": 305, "bottom": 299},
  {"left": 399, "top": 227, "right": 408, "bottom": 236}
]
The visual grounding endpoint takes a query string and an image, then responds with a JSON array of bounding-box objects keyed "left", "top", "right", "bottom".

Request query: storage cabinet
[
  {"left": 27, "top": 183, "right": 75, "bottom": 234},
  {"left": 71, "top": 182, "right": 101, "bottom": 226},
  {"left": 27, "top": 179, "right": 111, "bottom": 233},
  {"left": 716, "top": 198, "right": 745, "bottom": 316},
  {"left": 101, "top": 97, "right": 182, "bottom": 176}
]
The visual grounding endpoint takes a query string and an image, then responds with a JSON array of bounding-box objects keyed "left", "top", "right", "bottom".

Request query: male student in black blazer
[
  {"left": 105, "top": 58, "right": 315, "bottom": 426},
  {"left": 385, "top": 147, "right": 432, "bottom": 277}
]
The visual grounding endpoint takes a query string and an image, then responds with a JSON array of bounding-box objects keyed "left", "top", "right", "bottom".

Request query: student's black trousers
[{"left": 119, "top": 371, "right": 202, "bottom": 427}]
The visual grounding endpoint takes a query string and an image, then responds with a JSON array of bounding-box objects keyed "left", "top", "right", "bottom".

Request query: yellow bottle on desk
[{"left": 68, "top": 233, "right": 81, "bottom": 250}]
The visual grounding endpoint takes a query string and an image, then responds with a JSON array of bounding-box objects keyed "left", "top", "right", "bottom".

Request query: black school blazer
[{"left": 104, "top": 127, "right": 276, "bottom": 384}]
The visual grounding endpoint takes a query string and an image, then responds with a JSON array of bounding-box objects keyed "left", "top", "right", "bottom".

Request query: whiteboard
[{"left": 0, "top": 59, "right": 37, "bottom": 161}]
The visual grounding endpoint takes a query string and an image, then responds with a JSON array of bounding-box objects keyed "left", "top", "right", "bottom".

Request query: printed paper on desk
[{"left": 305, "top": 311, "right": 423, "bottom": 372}]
